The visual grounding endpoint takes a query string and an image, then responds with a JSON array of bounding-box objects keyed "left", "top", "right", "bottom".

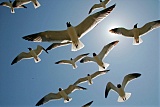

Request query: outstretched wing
[
  {"left": 80, "top": 56, "right": 95, "bottom": 63},
  {"left": 64, "top": 85, "right": 87, "bottom": 95},
  {"left": 46, "top": 42, "right": 71, "bottom": 51},
  {"left": 11, "top": 52, "right": 32, "bottom": 65},
  {"left": 73, "top": 77, "right": 88, "bottom": 85},
  {"left": 74, "top": 53, "right": 89, "bottom": 62},
  {"left": 35, "top": 93, "right": 61, "bottom": 106},
  {"left": 91, "top": 70, "right": 110, "bottom": 79},
  {"left": 22, "top": 30, "right": 70, "bottom": 42},
  {"left": 109, "top": 27, "right": 134, "bottom": 37},
  {"left": 98, "top": 40, "right": 119, "bottom": 60},
  {"left": 88, "top": 4, "right": 102, "bottom": 14},
  {"left": 122, "top": 73, "right": 141, "bottom": 89},
  {"left": 105, "top": 82, "right": 118, "bottom": 98},
  {"left": 76, "top": 4, "right": 116, "bottom": 39},
  {"left": 139, "top": 20, "right": 160, "bottom": 36},
  {"left": 55, "top": 60, "right": 71, "bottom": 65}
]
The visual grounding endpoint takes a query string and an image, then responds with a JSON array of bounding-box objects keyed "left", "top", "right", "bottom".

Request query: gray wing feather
[
  {"left": 122, "top": 73, "right": 141, "bottom": 89},
  {"left": 139, "top": 20, "right": 160, "bottom": 36},
  {"left": 35, "top": 93, "right": 61, "bottom": 106},
  {"left": 74, "top": 53, "right": 89, "bottom": 62},
  {"left": 22, "top": 30, "right": 70, "bottom": 42},
  {"left": 76, "top": 4, "right": 116, "bottom": 38},
  {"left": 105, "top": 82, "right": 118, "bottom": 98}
]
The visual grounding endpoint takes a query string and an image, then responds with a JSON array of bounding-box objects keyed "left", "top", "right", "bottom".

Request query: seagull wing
[
  {"left": 0, "top": 2, "right": 11, "bottom": 8},
  {"left": 46, "top": 42, "right": 71, "bottom": 51},
  {"left": 122, "top": 73, "right": 141, "bottom": 89},
  {"left": 75, "top": 4, "right": 116, "bottom": 39},
  {"left": 22, "top": 30, "right": 70, "bottom": 42},
  {"left": 35, "top": 93, "right": 62, "bottom": 106},
  {"left": 139, "top": 20, "right": 160, "bottom": 36},
  {"left": 74, "top": 53, "right": 89, "bottom": 62},
  {"left": 11, "top": 52, "right": 32, "bottom": 65},
  {"left": 88, "top": 4, "right": 102, "bottom": 14},
  {"left": 82, "top": 101, "right": 93, "bottom": 107},
  {"left": 64, "top": 85, "right": 87, "bottom": 95},
  {"left": 55, "top": 60, "right": 71, "bottom": 65},
  {"left": 105, "top": 82, "right": 118, "bottom": 98},
  {"left": 98, "top": 40, "right": 119, "bottom": 60},
  {"left": 73, "top": 77, "right": 88, "bottom": 85},
  {"left": 104, "top": 0, "right": 110, "bottom": 4},
  {"left": 109, "top": 27, "right": 134, "bottom": 37},
  {"left": 80, "top": 56, "right": 95, "bottom": 63},
  {"left": 91, "top": 70, "right": 110, "bottom": 79}
]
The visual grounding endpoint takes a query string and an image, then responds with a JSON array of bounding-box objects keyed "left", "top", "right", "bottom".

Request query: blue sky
[{"left": 0, "top": 0, "right": 159, "bottom": 107}]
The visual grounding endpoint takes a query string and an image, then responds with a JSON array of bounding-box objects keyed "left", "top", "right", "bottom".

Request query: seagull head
[
  {"left": 117, "top": 84, "right": 121, "bottom": 88},
  {"left": 70, "top": 58, "right": 73, "bottom": 60},
  {"left": 66, "top": 22, "right": 71, "bottom": 27},
  {"left": 100, "top": 0, "right": 102, "bottom": 2},
  {"left": 93, "top": 53, "right": 97, "bottom": 56},
  {"left": 59, "top": 88, "right": 62, "bottom": 91},
  {"left": 87, "top": 74, "right": 90, "bottom": 76},
  {"left": 134, "top": 23, "right": 138, "bottom": 28},
  {"left": 28, "top": 48, "right": 32, "bottom": 51}
]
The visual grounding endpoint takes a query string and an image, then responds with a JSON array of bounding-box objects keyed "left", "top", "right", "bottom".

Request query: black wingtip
[
  {"left": 55, "top": 61, "right": 60, "bottom": 64},
  {"left": 35, "top": 98, "right": 45, "bottom": 106},
  {"left": 78, "top": 86, "right": 87, "bottom": 90},
  {"left": 80, "top": 59, "right": 84, "bottom": 63},
  {"left": 132, "top": 73, "right": 141, "bottom": 78}
]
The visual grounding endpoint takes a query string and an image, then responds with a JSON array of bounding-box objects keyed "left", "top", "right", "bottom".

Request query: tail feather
[
  {"left": 98, "top": 63, "right": 110, "bottom": 71},
  {"left": 34, "top": 57, "right": 41, "bottom": 63},
  {"left": 133, "top": 37, "right": 143, "bottom": 45},
  {"left": 33, "top": 0, "right": 41, "bottom": 9},
  {"left": 117, "top": 93, "right": 131, "bottom": 102},
  {"left": 71, "top": 40, "right": 84, "bottom": 51}
]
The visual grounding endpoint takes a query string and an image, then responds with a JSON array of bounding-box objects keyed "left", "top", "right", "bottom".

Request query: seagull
[
  {"left": 0, "top": 0, "right": 27, "bottom": 13},
  {"left": 74, "top": 70, "right": 110, "bottom": 85},
  {"left": 22, "top": 4, "right": 116, "bottom": 51},
  {"left": 105, "top": 73, "right": 141, "bottom": 102},
  {"left": 89, "top": 0, "right": 110, "bottom": 14},
  {"left": 13, "top": 0, "right": 40, "bottom": 9},
  {"left": 82, "top": 101, "right": 93, "bottom": 107},
  {"left": 80, "top": 40, "right": 119, "bottom": 71},
  {"left": 11, "top": 45, "right": 48, "bottom": 65},
  {"left": 109, "top": 20, "right": 160, "bottom": 45},
  {"left": 46, "top": 42, "right": 72, "bottom": 52},
  {"left": 35, "top": 85, "right": 87, "bottom": 106},
  {"left": 55, "top": 53, "right": 89, "bottom": 69}
]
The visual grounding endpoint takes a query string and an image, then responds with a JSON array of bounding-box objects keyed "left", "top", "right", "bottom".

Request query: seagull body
[
  {"left": 22, "top": 4, "right": 116, "bottom": 51},
  {"left": 46, "top": 42, "right": 71, "bottom": 52},
  {"left": 55, "top": 53, "right": 89, "bottom": 69},
  {"left": 11, "top": 45, "right": 48, "bottom": 65},
  {"left": 80, "top": 41, "right": 119, "bottom": 71},
  {"left": 109, "top": 20, "right": 160, "bottom": 45},
  {"left": 89, "top": 0, "right": 110, "bottom": 14},
  {"left": 35, "top": 85, "right": 87, "bottom": 106},
  {"left": 0, "top": 0, "right": 27, "bottom": 13},
  {"left": 74, "top": 70, "right": 110, "bottom": 85},
  {"left": 105, "top": 73, "right": 141, "bottom": 102},
  {"left": 13, "top": 0, "right": 40, "bottom": 9},
  {"left": 82, "top": 101, "right": 93, "bottom": 107}
]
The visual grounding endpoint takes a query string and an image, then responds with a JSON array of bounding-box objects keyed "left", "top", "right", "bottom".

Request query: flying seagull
[
  {"left": 11, "top": 45, "right": 48, "bottom": 65},
  {"left": 109, "top": 20, "right": 160, "bottom": 45},
  {"left": 80, "top": 40, "right": 119, "bottom": 71},
  {"left": 105, "top": 73, "right": 141, "bottom": 102},
  {"left": 89, "top": 0, "right": 110, "bottom": 14},
  {"left": 35, "top": 85, "right": 87, "bottom": 106},
  {"left": 0, "top": 0, "right": 27, "bottom": 13},
  {"left": 55, "top": 53, "right": 89, "bottom": 69},
  {"left": 13, "top": 0, "right": 40, "bottom": 9},
  {"left": 22, "top": 4, "right": 116, "bottom": 51},
  {"left": 46, "top": 42, "right": 72, "bottom": 52},
  {"left": 74, "top": 70, "right": 110, "bottom": 85},
  {"left": 82, "top": 101, "right": 93, "bottom": 107}
]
